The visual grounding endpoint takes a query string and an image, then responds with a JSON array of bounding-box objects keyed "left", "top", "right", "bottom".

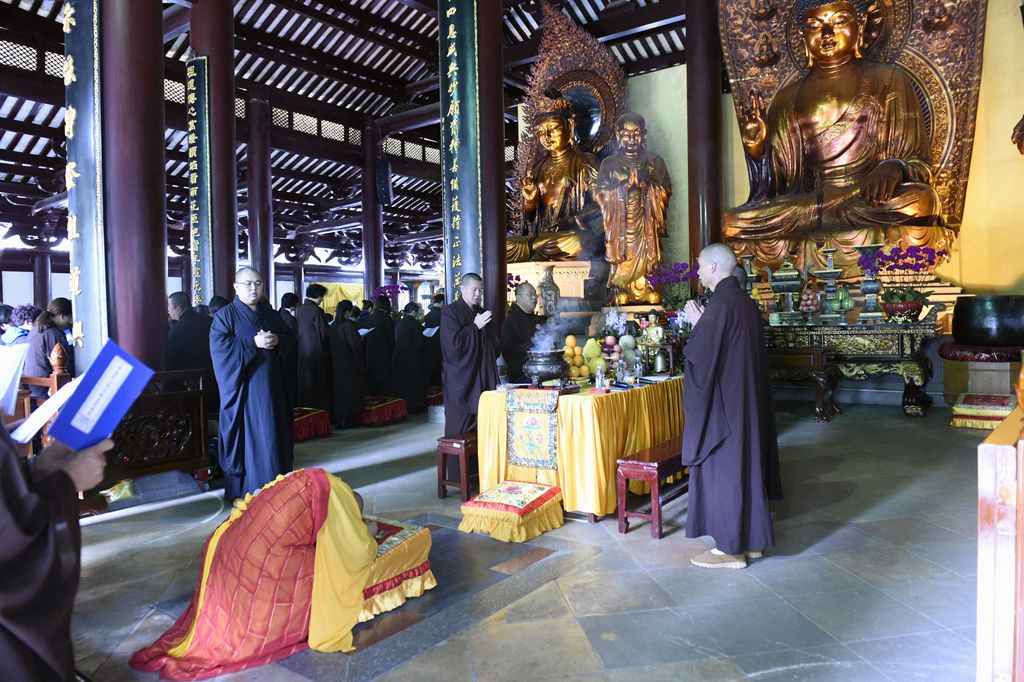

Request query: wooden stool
[
  {"left": 437, "top": 433, "right": 478, "bottom": 502},
  {"left": 616, "top": 435, "right": 687, "bottom": 539}
]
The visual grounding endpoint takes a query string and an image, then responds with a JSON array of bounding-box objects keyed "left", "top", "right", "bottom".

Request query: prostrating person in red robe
[
  {"left": 440, "top": 272, "right": 498, "bottom": 439},
  {"left": 210, "top": 268, "right": 296, "bottom": 503},
  {"left": 0, "top": 426, "right": 110, "bottom": 681},
  {"left": 680, "top": 243, "right": 782, "bottom": 569},
  {"left": 295, "top": 284, "right": 332, "bottom": 410}
]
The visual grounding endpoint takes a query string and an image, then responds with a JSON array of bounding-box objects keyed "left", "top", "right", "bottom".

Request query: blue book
[{"left": 47, "top": 340, "right": 155, "bottom": 450}]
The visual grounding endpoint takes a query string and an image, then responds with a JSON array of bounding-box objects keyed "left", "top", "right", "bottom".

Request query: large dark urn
[
  {"left": 952, "top": 296, "right": 1024, "bottom": 347},
  {"left": 522, "top": 349, "right": 568, "bottom": 384}
]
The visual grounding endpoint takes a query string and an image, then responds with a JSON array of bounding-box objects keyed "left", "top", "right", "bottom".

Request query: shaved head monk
[
  {"left": 210, "top": 267, "right": 296, "bottom": 502},
  {"left": 680, "top": 244, "right": 783, "bottom": 569}
]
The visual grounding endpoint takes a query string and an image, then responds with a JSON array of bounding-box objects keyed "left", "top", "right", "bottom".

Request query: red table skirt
[
  {"left": 293, "top": 408, "right": 333, "bottom": 441},
  {"left": 426, "top": 386, "right": 443, "bottom": 406},
  {"left": 352, "top": 397, "right": 408, "bottom": 426}
]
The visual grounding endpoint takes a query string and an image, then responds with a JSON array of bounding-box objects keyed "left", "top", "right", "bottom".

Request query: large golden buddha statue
[
  {"left": 507, "top": 99, "right": 601, "bottom": 263},
  {"left": 722, "top": 0, "right": 953, "bottom": 274}
]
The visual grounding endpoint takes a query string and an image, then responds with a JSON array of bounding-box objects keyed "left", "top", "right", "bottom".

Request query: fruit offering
[{"left": 798, "top": 286, "right": 821, "bottom": 313}]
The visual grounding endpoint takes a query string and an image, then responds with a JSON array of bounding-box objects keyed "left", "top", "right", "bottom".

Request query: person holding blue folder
[{"left": 211, "top": 268, "right": 296, "bottom": 502}]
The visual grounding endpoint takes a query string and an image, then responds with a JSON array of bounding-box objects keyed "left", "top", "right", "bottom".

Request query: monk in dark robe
[
  {"left": 210, "top": 268, "right": 296, "bottom": 503},
  {"left": 423, "top": 294, "right": 444, "bottom": 387},
  {"left": 295, "top": 284, "right": 332, "bottom": 410},
  {"left": 359, "top": 296, "right": 395, "bottom": 396},
  {"left": 328, "top": 301, "right": 365, "bottom": 428},
  {"left": 501, "top": 282, "right": 543, "bottom": 384},
  {"left": 392, "top": 302, "right": 428, "bottom": 411},
  {"left": 166, "top": 291, "right": 214, "bottom": 373},
  {"left": 681, "top": 244, "right": 782, "bottom": 569},
  {"left": 441, "top": 272, "right": 498, "bottom": 439},
  {"left": 278, "top": 292, "right": 299, "bottom": 409},
  {"left": 0, "top": 423, "right": 110, "bottom": 681}
]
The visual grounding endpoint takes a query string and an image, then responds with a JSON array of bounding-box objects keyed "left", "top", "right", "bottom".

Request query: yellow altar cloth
[{"left": 478, "top": 378, "right": 684, "bottom": 515}]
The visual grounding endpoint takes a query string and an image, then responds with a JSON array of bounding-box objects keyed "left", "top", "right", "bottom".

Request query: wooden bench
[
  {"left": 766, "top": 346, "right": 840, "bottom": 422},
  {"left": 437, "top": 432, "right": 478, "bottom": 502},
  {"left": 616, "top": 434, "right": 687, "bottom": 539}
]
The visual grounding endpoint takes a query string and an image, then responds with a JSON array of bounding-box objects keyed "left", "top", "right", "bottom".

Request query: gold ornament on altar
[
  {"left": 509, "top": 0, "right": 626, "bottom": 264},
  {"left": 717, "top": 0, "right": 987, "bottom": 277},
  {"left": 595, "top": 113, "right": 672, "bottom": 305}
]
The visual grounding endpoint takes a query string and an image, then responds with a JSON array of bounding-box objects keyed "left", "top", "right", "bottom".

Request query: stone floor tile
[
  {"left": 618, "top": 533, "right": 713, "bottom": 569},
  {"left": 374, "top": 633, "right": 472, "bottom": 682},
  {"left": 786, "top": 588, "right": 945, "bottom": 643},
  {"left": 647, "top": 565, "right": 775, "bottom": 607},
  {"left": 578, "top": 608, "right": 722, "bottom": 669},
  {"left": 683, "top": 598, "right": 836, "bottom": 657},
  {"left": 903, "top": 538, "right": 978, "bottom": 578},
  {"left": 467, "top": 617, "right": 604, "bottom": 682},
  {"left": 744, "top": 554, "right": 869, "bottom": 596},
  {"left": 924, "top": 510, "right": 978, "bottom": 539},
  {"left": 846, "top": 630, "right": 974, "bottom": 681},
  {"left": 564, "top": 547, "right": 642, "bottom": 577},
  {"left": 557, "top": 569, "right": 677, "bottom": 617},
  {"left": 879, "top": 577, "right": 976, "bottom": 629},
  {"left": 732, "top": 643, "right": 888, "bottom": 682},
  {"left": 772, "top": 520, "right": 885, "bottom": 555},
  {"left": 822, "top": 545, "right": 956, "bottom": 586},
  {"left": 952, "top": 626, "right": 975, "bottom": 644},
  {"left": 605, "top": 658, "right": 749, "bottom": 682},
  {"left": 486, "top": 581, "right": 573, "bottom": 625},
  {"left": 853, "top": 518, "right": 971, "bottom": 546}
]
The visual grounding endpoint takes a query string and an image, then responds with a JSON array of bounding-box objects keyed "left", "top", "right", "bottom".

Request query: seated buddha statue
[
  {"left": 507, "top": 98, "right": 602, "bottom": 263},
  {"left": 722, "top": 0, "right": 953, "bottom": 275}
]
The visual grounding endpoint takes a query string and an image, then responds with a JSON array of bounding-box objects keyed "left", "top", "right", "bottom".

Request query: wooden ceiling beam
[
  {"left": 233, "top": 26, "right": 405, "bottom": 102},
  {"left": 268, "top": 0, "right": 435, "bottom": 66},
  {"left": 316, "top": 0, "right": 436, "bottom": 56},
  {"left": 389, "top": 0, "right": 437, "bottom": 19},
  {"left": 503, "top": 0, "right": 686, "bottom": 68}
]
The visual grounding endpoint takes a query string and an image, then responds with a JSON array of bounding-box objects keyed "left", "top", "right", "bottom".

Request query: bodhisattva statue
[
  {"left": 507, "top": 98, "right": 601, "bottom": 263},
  {"left": 595, "top": 113, "right": 672, "bottom": 305},
  {"left": 722, "top": 0, "right": 952, "bottom": 275}
]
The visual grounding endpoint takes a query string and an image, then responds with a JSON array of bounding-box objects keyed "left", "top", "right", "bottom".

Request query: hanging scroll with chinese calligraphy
[
  {"left": 64, "top": 0, "right": 109, "bottom": 371},
  {"left": 439, "top": 0, "right": 484, "bottom": 295},
  {"left": 186, "top": 56, "right": 214, "bottom": 307}
]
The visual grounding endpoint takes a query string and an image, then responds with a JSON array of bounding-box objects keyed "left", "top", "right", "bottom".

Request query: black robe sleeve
[
  {"left": 440, "top": 300, "right": 498, "bottom": 413},
  {"left": 0, "top": 429, "right": 81, "bottom": 681}
]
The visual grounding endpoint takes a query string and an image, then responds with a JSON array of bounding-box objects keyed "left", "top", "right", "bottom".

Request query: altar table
[{"left": 477, "top": 378, "right": 684, "bottom": 516}]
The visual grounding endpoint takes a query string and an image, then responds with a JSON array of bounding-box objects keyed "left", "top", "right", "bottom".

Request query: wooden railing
[
  {"left": 17, "top": 344, "right": 211, "bottom": 514},
  {"left": 977, "top": 404, "right": 1024, "bottom": 680}
]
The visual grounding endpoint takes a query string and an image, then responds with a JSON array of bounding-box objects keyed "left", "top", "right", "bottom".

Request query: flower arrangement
[
  {"left": 372, "top": 283, "right": 403, "bottom": 299},
  {"left": 880, "top": 286, "right": 930, "bottom": 304},
  {"left": 507, "top": 273, "right": 523, "bottom": 292},
  {"left": 600, "top": 308, "right": 628, "bottom": 338},
  {"left": 858, "top": 246, "right": 948, "bottom": 281},
  {"left": 644, "top": 262, "right": 699, "bottom": 310}
]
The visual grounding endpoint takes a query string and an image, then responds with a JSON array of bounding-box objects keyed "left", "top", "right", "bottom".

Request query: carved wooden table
[
  {"left": 766, "top": 347, "right": 840, "bottom": 422},
  {"left": 616, "top": 434, "right": 687, "bottom": 539},
  {"left": 763, "top": 313, "right": 938, "bottom": 417}
]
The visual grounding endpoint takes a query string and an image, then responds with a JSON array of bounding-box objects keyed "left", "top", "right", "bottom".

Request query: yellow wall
[
  {"left": 626, "top": 66, "right": 749, "bottom": 267},
  {"left": 627, "top": 2, "right": 1024, "bottom": 294},
  {"left": 938, "top": 0, "right": 1024, "bottom": 294}
]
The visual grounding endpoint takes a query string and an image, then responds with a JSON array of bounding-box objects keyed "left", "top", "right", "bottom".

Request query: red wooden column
[
  {"left": 362, "top": 116, "right": 384, "bottom": 299},
  {"left": 33, "top": 251, "right": 51, "bottom": 304},
  {"left": 476, "top": 0, "right": 507, "bottom": 328},
  {"left": 686, "top": 0, "right": 723, "bottom": 258},
  {"left": 190, "top": 0, "right": 237, "bottom": 298},
  {"left": 246, "top": 85, "right": 274, "bottom": 301},
  {"left": 101, "top": 0, "right": 167, "bottom": 368}
]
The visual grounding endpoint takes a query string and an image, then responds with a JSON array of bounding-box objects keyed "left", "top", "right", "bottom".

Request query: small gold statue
[
  {"left": 722, "top": 0, "right": 954, "bottom": 275},
  {"left": 595, "top": 113, "right": 672, "bottom": 305},
  {"left": 507, "top": 96, "right": 601, "bottom": 263}
]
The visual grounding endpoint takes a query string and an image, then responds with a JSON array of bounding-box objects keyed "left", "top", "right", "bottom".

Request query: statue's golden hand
[
  {"left": 521, "top": 171, "right": 538, "bottom": 204},
  {"left": 740, "top": 93, "right": 768, "bottom": 159},
  {"left": 1012, "top": 115, "right": 1024, "bottom": 155},
  {"left": 860, "top": 160, "right": 902, "bottom": 206}
]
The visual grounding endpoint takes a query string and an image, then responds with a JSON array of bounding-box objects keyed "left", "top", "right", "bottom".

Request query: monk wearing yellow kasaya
[
  {"left": 507, "top": 97, "right": 601, "bottom": 263},
  {"left": 723, "top": 0, "right": 953, "bottom": 275}
]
